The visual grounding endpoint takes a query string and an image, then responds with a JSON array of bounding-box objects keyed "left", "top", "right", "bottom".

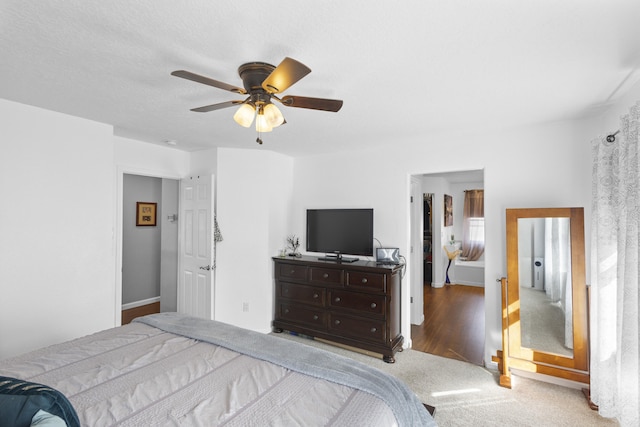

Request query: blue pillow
[{"left": 0, "top": 377, "right": 79, "bottom": 427}]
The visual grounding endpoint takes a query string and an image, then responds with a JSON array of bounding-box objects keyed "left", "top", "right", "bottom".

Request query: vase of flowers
[{"left": 287, "top": 235, "right": 301, "bottom": 257}]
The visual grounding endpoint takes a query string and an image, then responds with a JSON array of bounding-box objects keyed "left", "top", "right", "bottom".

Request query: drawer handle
[
  {"left": 370, "top": 302, "right": 377, "bottom": 309},
  {"left": 313, "top": 293, "right": 319, "bottom": 299},
  {"left": 334, "top": 320, "right": 341, "bottom": 325},
  {"left": 370, "top": 327, "right": 377, "bottom": 333},
  {"left": 284, "top": 309, "right": 289, "bottom": 314},
  {"left": 323, "top": 273, "right": 329, "bottom": 279},
  {"left": 313, "top": 315, "right": 319, "bottom": 320},
  {"left": 283, "top": 288, "right": 289, "bottom": 293},
  {"left": 335, "top": 297, "right": 341, "bottom": 302},
  {"left": 361, "top": 278, "right": 368, "bottom": 284},
  {"left": 290, "top": 269, "right": 295, "bottom": 274}
]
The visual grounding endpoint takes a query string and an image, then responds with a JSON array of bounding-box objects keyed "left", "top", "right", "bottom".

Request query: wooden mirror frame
[{"left": 495, "top": 207, "right": 589, "bottom": 388}]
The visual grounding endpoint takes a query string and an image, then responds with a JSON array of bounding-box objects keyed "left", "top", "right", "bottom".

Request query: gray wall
[
  {"left": 122, "top": 174, "right": 162, "bottom": 304},
  {"left": 160, "top": 178, "right": 179, "bottom": 312}
]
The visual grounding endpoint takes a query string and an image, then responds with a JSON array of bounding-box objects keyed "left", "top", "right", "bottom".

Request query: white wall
[
  {"left": 293, "top": 119, "right": 592, "bottom": 365},
  {"left": 215, "top": 148, "right": 293, "bottom": 332},
  {"left": 0, "top": 99, "right": 116, "bottom": 359},
  {"left": 115, "top": 137, "right": 190, "bottom": 177}
]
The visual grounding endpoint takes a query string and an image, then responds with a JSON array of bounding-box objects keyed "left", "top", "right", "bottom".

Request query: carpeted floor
[
  {"left": 520, "top": 286, "right": 573, "bottom": 357},
  {"left": 272, "top": 332, "right": 618, "bottom": 426}
]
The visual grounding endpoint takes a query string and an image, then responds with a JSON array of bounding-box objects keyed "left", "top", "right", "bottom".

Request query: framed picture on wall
[
  {"left": 136, "top": 202, "right": 157, "bottom": 226},
  {"left": 444, "top": 194, "right": 453, "bottom": 227}
]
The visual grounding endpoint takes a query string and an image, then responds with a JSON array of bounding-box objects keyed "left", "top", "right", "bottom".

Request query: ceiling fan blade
[
  {"left": 191, "top": 100, "right": 245, "bottom": 113},
  {"left": 261, "top": 57, "right": 311, "bottom": 94},
  {"left": 280, "top": 95, "right": 343, "bottom": 112},
  {"left": 171, "top": 70, "right": 247, "bottom": 94}
]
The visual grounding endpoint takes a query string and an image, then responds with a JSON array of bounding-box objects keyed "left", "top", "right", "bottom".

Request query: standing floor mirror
[{"left": 494, "top": 207, "right": 589, "bottom": 388}]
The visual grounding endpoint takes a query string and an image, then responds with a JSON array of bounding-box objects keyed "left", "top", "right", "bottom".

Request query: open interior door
[{"left": 178, "top": 174, "right": 214, "bottom": 319}]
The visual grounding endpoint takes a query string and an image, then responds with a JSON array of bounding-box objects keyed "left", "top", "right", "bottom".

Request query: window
[{"left": 461, "top": 190, "right": 484, "bottom": 261}]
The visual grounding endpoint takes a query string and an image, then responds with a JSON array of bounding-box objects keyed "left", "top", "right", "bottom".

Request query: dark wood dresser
[{"left": 272, "top": 256, "right": 404, "bottom": 362}]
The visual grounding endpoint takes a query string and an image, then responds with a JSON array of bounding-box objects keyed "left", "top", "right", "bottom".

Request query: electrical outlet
[{"left": 242, "top": 302, "right": 249, "bottom": 312}]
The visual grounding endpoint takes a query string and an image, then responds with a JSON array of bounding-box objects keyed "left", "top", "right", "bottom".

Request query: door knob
[{"left": 199, "top": 265, "right": 211, "bottom": 270}]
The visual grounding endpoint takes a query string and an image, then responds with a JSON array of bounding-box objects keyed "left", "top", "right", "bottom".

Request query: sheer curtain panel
[
  {"left": 461, "top": 189, "right": 484, "bottom": 261},
  {"left": 591, "top": 101, "right": 640, "bottom": 426}
]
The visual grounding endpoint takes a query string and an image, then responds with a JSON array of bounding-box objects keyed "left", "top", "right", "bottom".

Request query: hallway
[{"left": 411, "top": 284, "right": 485, "bottom": 365}]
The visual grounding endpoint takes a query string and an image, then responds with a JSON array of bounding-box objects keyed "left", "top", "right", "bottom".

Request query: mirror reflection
[{"left": 517, "top": 217, "right": 573, "bottom": 357}]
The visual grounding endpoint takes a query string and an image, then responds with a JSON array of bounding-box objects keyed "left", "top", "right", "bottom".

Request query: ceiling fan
[{"left": 171, "top": 57, "right": 343, "bottom": 144}]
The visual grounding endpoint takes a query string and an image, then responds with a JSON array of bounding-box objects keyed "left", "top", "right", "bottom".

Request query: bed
[{"left": 0, "top": 313, "right": 435, "bottom": 426}]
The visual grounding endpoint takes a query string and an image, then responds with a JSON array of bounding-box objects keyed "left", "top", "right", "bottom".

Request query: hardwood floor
[
  {"left": 121, "top": 301, "right": 160, "bottom": 325},
  {"left": 411, "top": 284, "right": 485, "bottom": 365}
]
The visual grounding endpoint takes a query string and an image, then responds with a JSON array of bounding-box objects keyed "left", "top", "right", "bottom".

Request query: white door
[{"left": 178, "top": 175, "right": 214, "bottom": 319}]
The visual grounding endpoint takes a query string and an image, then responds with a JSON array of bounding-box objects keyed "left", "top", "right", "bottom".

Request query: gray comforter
[
  {"left": 0, "top": 313, "right": 435, "bottom": 426},
  {"left": 136, "top": 313, "right": 434, "bottom": 426}
]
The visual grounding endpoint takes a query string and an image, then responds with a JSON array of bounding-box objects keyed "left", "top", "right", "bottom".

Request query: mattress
[{"left": 0, "top": 313, "right": 435, "bottom": 426}]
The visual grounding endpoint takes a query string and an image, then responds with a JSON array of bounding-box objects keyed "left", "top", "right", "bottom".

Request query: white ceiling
[{"left": 2, "top": 1, "right": 639, "bottom": 157}]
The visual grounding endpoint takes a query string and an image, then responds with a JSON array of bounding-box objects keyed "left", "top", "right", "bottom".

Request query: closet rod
[{"left": 606, "top": 130, "right": 620, "bottom": 142}]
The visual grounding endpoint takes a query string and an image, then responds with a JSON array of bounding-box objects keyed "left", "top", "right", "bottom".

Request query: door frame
[
  {"left": 115, "top": 166, "right": 183, "bottom": 326},
  {"left": 410, "top": 178, "right": 425, "bottom": 325},
  {"left": 408, "top": 170, "right": 486, "bottom": 359}
]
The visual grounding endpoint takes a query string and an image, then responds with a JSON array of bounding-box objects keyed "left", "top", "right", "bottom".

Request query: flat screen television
[{"left": 306, "top": 208, "right": 373, "bottom": 262}]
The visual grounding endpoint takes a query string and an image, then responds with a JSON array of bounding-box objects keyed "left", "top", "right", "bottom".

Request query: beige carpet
[
  {"left": 520, "top": 286, "right": 572, "bottom": 357},
  {"left": 272, "top": 332, "right": 618, "bottom": 426}
]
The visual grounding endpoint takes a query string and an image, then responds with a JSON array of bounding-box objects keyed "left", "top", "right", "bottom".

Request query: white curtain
[
  {"left": 591, "top": 101, "right": 640, "bottom": 426},
  {"left": 543, "top": 217, "right": 573, "bottom": 348},
  {"left": 460, "top": 189, "right": 484, "bottom": 261}
]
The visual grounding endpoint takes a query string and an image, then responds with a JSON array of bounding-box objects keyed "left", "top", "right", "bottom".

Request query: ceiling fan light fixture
[
  {"left": 263, "top": 103, "right": 285, "bottom": 128},
  {"left": 172, "top": 57, "right": 342, "bottom": 141},
  {"left": 233, "top": 103, "right": 255, "bottom": 127},
  {"left": 255, "top": 107, "right": 273, "bottom": 132}
]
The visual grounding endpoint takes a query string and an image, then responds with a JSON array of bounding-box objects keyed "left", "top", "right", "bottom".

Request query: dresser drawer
[
  {"left": 278, "top": 282, "right": 325, "bottom": 307},
  {"left": 278, "top": 264, "right": 308, "bottom": 281},
  {"left": 273, "top": 256, "right": 402, "bottom": 363},
  {"left": 329, "top": 290, "right": 386, "bottom": 316},
  {"left": 278, "top": 303, "right": 327, "bottom": 329},
  {"left": 346, "top": 271, "right": 386, "bottom": 292},
  {"left": 310, "top": 267, "right": 344, "bottom": 286},
  {"left": 328, "top": 314, "right": 386, "bottom": 344}
]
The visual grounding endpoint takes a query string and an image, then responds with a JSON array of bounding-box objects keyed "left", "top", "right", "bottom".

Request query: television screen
[{"left": 306, "top": 209, "right": 373, "bottom": 258}]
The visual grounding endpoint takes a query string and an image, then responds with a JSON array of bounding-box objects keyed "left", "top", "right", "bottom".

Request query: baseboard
[
  {"left": 511, "top": 368, "right": 586, "bottom": 390},
  {"left": 403, "top": 337, "right": 412, "bottom": 350},
  {"left": 453, "top": 280, "right": 485, "bottom": 287},
  {"left": 122, "top": 296, "right": 161, "bottom": 311}
]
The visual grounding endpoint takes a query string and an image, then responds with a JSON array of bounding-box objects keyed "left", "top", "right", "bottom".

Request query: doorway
[
  {"left": 410, "top": 170, "right": 486, "bottom": 365},
  {"left": 423, "top": 194, "right": 433, "bottom": 285},
  {"left": 121, "top": 173, "right": 179, "bottom": 324}
]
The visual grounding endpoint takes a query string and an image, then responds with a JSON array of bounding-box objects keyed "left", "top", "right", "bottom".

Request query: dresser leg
[
  {"left": 273, "top": 328, "right": 283, "bottom": 333},
  {"left": 383, "top": 355, "right": 396, "bottom": 363}
]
